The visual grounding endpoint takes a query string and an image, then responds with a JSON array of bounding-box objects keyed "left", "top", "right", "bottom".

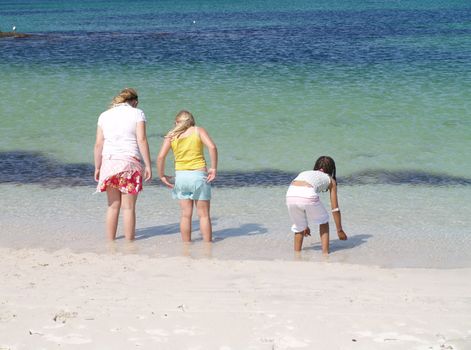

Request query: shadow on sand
[
  {"left": 213, "top": 223, "right": 268, "bottom": 241},
  {"left": 132, "top": 219, "right": 267, "bottom": 242},
  {"left": 133, "top": 222, "right": 181, "bottom": 241},
  {"left": 306, "top": 234, "right": 372, "bottom": 253}
]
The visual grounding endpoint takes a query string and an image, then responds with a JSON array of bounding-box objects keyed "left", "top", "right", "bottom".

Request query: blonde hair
[
  {"left": 165, "top": 110, "right": 195, "bottom": 139},
  {"left": 109, "top": 87, "right": 138, "bottom": 108}
]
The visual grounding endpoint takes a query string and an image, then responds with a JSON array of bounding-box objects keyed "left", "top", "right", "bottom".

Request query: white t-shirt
[
  {"left": 98, "top": 103, "right": 146, "bottom": 158},
  {"left": 293, "top": 170, "right": 331, "bottom": 193}
]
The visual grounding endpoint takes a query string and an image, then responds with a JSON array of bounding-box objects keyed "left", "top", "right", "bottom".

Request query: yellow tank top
[{"left": 171, "top": 127, "right": 206, "bottom": 170}]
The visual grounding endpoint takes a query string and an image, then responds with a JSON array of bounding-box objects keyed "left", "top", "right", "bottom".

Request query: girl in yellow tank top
[
  {"left": 157, "top": 110, "right": 218, "bottom": 243},
  {"left": 171, "top": 127, "right": 206, "bottom": 170}
]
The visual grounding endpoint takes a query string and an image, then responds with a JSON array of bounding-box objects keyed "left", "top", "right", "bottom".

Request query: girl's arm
[
  {"left": 156, "top": 137, "right": 174, "bottom": 188},
  {"left": 136, "top": 121, "right": 152, "bottom": 181},
  {"left": 199, "top": 127, "right": 218, "bottom": 182},
  {"left": 94, "top": 126, "right": 104, "bottom": 181},
  {"left": 329, "top": 179, "right": 347, "bottom": 240}
]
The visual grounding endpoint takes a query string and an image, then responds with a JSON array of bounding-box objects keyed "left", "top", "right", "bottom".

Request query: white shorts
[{"left": 286, "top": 186, "right": 329, "bottom": 233}]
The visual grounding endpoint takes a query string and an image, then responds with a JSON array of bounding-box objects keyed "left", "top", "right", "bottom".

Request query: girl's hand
[
  {"left": 144, "top": 166, "right": 152, "bottom": 182},
  {"left": 160, "top": 175, "right": 174, "bottom": 189},
  {"left": 206, "top": 168, "right": 217, "bottom": 182},
  {"left": 337, "top": 229, "right": 348, "bottom": 240},
  {"left": 303, "top": 227, "right": 311, "bottom": 237},
  {"left": 94, "top": 169, "right": 100, "bottom": 182}
]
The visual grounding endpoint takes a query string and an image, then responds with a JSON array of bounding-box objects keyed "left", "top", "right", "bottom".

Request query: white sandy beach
[{"left": 1, "top": 247, "right": 470, "bottom": 350}]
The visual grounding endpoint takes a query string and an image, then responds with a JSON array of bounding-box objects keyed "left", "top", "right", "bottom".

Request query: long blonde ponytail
[{"left": 165, "top": 110, "right": 195, "bottom": 139}]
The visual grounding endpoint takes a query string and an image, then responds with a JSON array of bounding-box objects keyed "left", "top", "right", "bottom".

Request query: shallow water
[{"left": 1, "top": 184, "right": 470, "bottom": 268}]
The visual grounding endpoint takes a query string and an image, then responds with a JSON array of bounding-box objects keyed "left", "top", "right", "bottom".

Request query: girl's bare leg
[
  {"left": 106, "top": 188, "right": 121, "bottom": 240},
  {"left": 196, "top": 200, "right": 212, "bottom": 242},
  {"left": 319, "top": 223, "right": 330, "bottom": 255},
  {"left": 121, "top": 193, "right": 138, "bottom": 240},
  {"left": 294, "top": 232, "right": 304, "bottom": 251},
  {"left": 179, "top": 199, "right": 194, "bottom": 242}
]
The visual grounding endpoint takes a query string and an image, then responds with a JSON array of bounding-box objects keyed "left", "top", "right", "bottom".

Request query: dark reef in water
[
  {"left": 0, "top": 151, "right": 94, "bottom": 187},
  {"left": 213, "top": 169, "right": 471, "bottom": 186},
  {"left": 0, "top": 31, "right": 32, "bottom": 38},
  {"left": 341, "top": 170, "right": 471, "bottom": 186},
  {"left": 1, "top": 151, "right": 470, "bottom": 188}
]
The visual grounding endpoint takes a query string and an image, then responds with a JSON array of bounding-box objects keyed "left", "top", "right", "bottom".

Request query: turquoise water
[{"left": 1, "top": 0, "right": 470, "bottom": 267}]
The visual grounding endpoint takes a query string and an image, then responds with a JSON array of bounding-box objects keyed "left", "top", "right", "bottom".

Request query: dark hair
[{"left": 313, "top": 156, "right": 336, "bottom": 180}]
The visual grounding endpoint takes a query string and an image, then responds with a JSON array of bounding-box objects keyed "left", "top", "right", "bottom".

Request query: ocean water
[{"left": 1, "top": 0, "right": 470, "bottom": 268}]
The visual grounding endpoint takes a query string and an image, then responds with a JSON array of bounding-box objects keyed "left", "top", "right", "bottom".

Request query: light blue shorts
[{"left": 172, "top": 170, "right": 212, "bottom": 200}]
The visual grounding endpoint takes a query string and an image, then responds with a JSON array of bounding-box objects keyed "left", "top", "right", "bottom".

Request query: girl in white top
[
  {"left": 94, "top": 88, "right": 152, "bottom": 240},
  {"left": 286, "top": 156, "right": 347, "bottom": 254}
]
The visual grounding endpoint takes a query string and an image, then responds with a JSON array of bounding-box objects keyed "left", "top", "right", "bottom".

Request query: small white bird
[
  {"left": 12, "top": 26, "right": 16, "bottom": 32},
  {"left": 192, "top": 20, "right": 196, "bottom": 24}
]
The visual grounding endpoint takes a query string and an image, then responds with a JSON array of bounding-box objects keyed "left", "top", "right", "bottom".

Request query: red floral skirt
[
  {"left": 99, "top": 170, "right": 142, "bottom": 194},
  {"left": 96, "top": 155, "right": 144, "bottom": 195}
]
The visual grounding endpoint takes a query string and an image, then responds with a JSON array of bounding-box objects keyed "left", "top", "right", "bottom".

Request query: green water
[{"left": 2, "top": 62, "right": 470, "bottom": 177}]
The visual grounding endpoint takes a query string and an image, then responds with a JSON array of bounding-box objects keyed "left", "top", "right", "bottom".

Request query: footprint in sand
[{"left": 52, "top": 310, "right": 78, "bottom": 323}]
